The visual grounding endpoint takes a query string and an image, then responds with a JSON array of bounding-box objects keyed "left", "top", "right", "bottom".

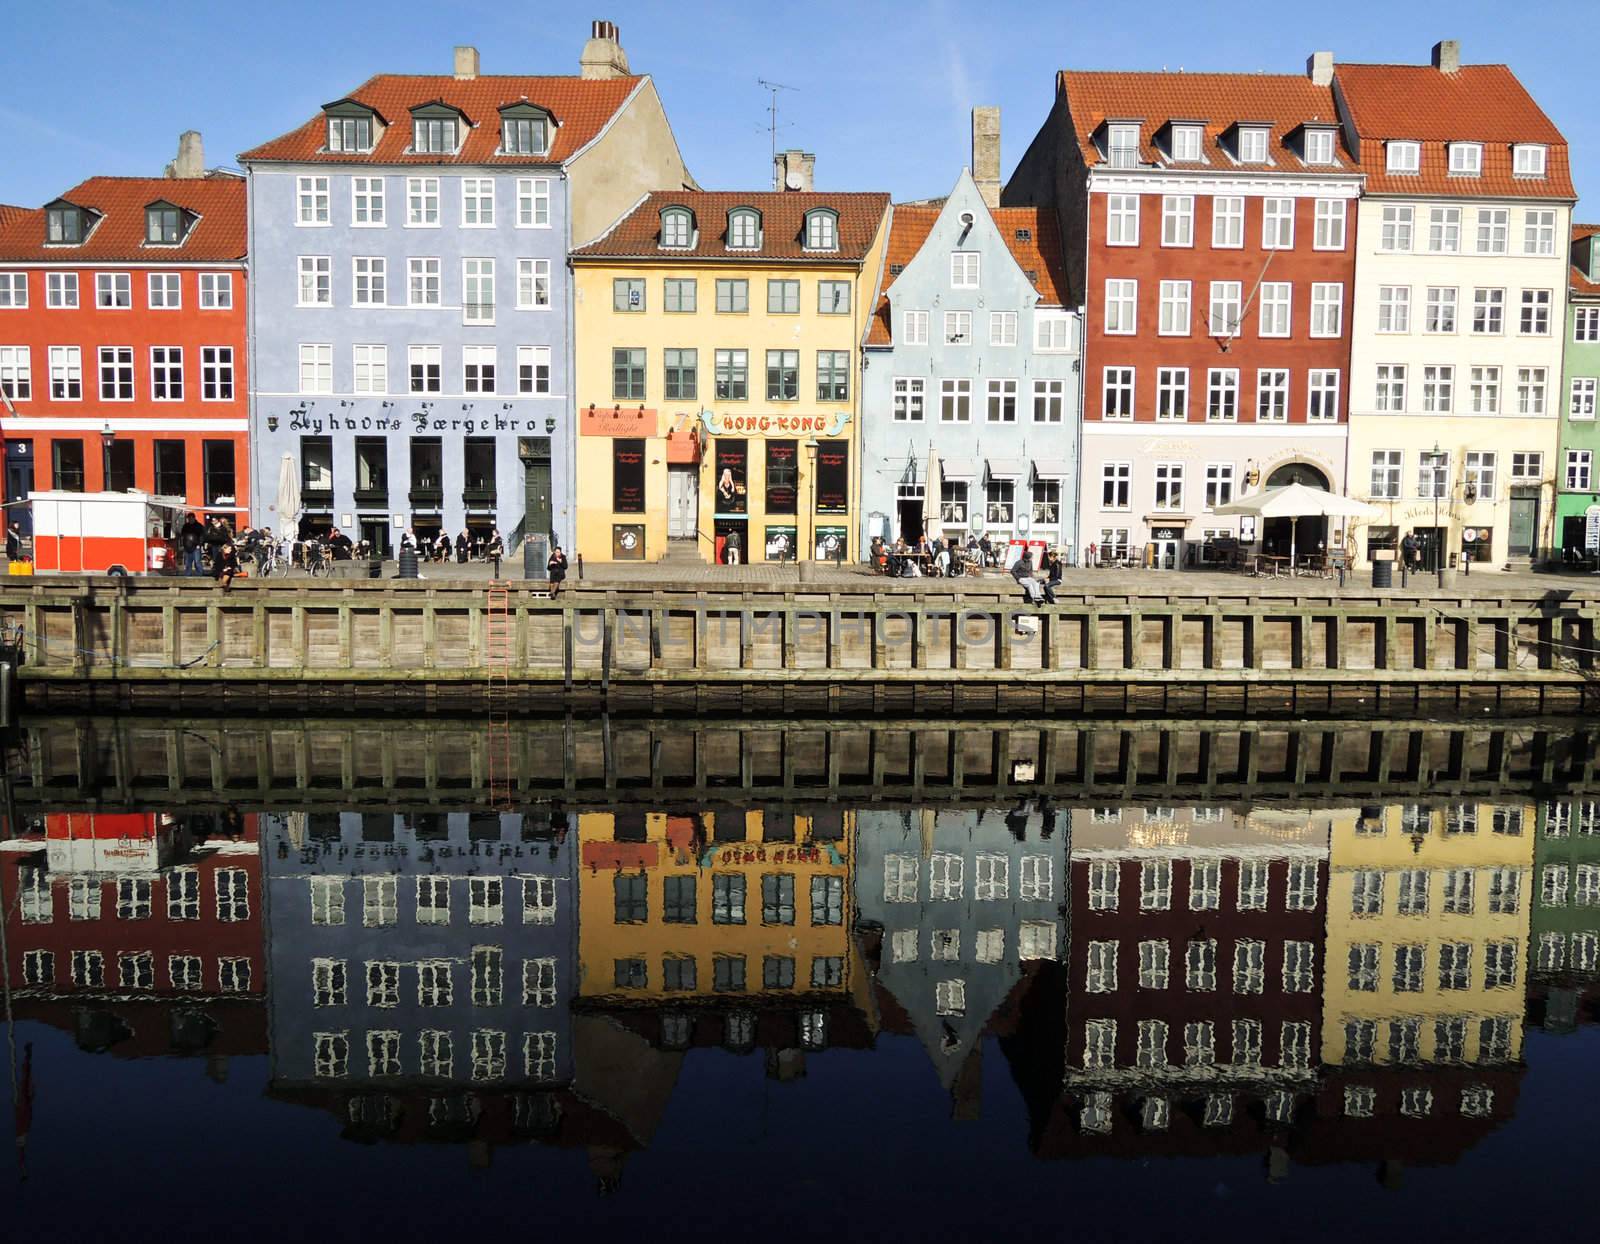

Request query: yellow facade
[
  {"left": 576, "top": 809, "right": 857, "bottom": 1003},
  {"left": 1322, "top": 801, "right": 1535, "bottom": 1067},
  {"left": 572, "top": 224, "right": 888, "bottom": 564}
]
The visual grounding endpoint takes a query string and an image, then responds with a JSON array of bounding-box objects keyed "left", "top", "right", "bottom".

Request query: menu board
[
  {"left": 815, "top": 440, "right": 848, "bottom": 514},
  {"left": 765, "top": 439, "right": 797, "bottom": 514},
  {"left": 612, "top": 438, "right": 645, "bottom": 513}
]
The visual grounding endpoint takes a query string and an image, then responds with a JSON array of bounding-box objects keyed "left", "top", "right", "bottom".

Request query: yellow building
[
  {"left": 571, "top": 181, "right": 890, "bottom": 563},
  {"left": 576, "top": 808, "right": 858, "bottom": 1009},
  {"left": 1322, "top": 800, "right": 1535, "bottom": 1068}
]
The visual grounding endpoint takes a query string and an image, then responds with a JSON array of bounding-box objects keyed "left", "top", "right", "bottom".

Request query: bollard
[{"left": 577, "top": 553, "right": 584, "bottom": 581}]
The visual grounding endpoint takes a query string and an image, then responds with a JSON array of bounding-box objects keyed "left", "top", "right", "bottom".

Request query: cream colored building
[{"left": 1336, "top": 48, "right": 1576, "bottom": 569}]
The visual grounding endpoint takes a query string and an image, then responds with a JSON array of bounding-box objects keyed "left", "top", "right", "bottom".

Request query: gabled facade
[
  {"left": 239, "top": 24, "right": 691, "bottom": 559},
  {"left": 1555, "top": 225, "right": 1600, "bottom": 555},
  {"left": 860, "top": 158, "right": 1081, "bottom": 559},
  {"left": 571, "top": 181, "right": 889, "bottom": 563},
  {"left": 1335, "top": 44, "right": 1574, "bottom": 570},
  {"left": 1007, "top": 62, "right": 1360, "bottom": 568},
  {"left": 0, "top": 143, "right": 249, "bottom": 535}
]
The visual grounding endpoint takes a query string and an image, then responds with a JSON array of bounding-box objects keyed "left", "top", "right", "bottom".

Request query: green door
[{"left": 1508, "top": 488, "right": 1539, "bottom": 558}]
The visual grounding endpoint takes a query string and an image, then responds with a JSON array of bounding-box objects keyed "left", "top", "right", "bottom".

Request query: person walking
[
  {"left": 179, "top": 512, "right": 205, "bottom": 577},
  {"left": 547, "top": 543, "right": 568, "bottom": 596}
]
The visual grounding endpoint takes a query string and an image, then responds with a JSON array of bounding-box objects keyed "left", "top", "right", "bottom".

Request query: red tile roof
[
  {"left": 1059, "top": 70, "right": 1354, "bottom": 173},
  {"left": 1573, "top": 223, "right": 1600, "bottom": 297},
  {"left": 239, "top": 74, "right": 641, "bottom": 165},
  {"left": 866, "top": 205, "right": 1067, "bottom": 346},
  {"left": 0, "top": 176, "right": 246, "bottom": 263},
  {"left": 1335, "top": 63, "right": 1573, "bottom": 198},
  {"left": 572, "top": 191, "right": 890, "bottom": 263}
]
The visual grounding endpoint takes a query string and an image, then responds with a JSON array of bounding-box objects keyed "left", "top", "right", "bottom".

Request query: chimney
[
  {"left": 1431, "top": 39, "right": 1461, "bottom": 73},
  {"left": 165, "top": 130, "right": 205, "bottom": 180},
  {"left": 454, "top": 45, "right": 479, "bottom": 80},
  {"left": 773, "top": 149, "right": 815, "bottom": 192},
  {"left": 580, "top": 19, "right": 631, "bottom": 79},
  {"left": 972, "top": 106, "right": 1001, "bottom": 209},
  {"left": 1307, "top": 50, "right": 1334, "bottom": 87}
]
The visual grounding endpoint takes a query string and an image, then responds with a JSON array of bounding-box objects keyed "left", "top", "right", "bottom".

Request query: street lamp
[
  {"left": 100, "top": 422, "right": 116, "bottom": 492},
  {"left": 804, "top": 437, "right": 818, "bottom": 563},
  {"left": 1429, "top": 440, "right": 1445, "bottom": 588}
]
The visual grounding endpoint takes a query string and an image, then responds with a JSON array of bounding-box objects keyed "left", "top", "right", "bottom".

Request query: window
[
  {"left": 96, "top": 271, "right": 131, "bottom": 309},
  {"left": 1232, "top": 940, "right": 1265, "bottom": 994},
  {"left": 21, "top": 949, "right": 53, "bottom": 985},
  {"left": 1136, "top": 1020, "right": 1169, "bottom": 1069},
  {"left": 1314, "top": 198, "right": 1346, "bottom": 247},
  {"left": 471, "top": 1030, "right": 507, "bottom": 1081},
  {"left": 401, "top": 178, "right": 440, "bottom": 229},
  {"left": 1153, "top": 461, "right": 1184, "bottom": 511},
  {"left": 50, "top": 439, "right": 85, "bottom": 491},
  {"left": 1520, "top": 289, "right": 1552, "bottom": 336},
  {"left": 461, "top": 258, "right": 494, "bottom": 322},
  {"left": 1019, "top": 855, "right": 1052, "bottom": 901},
  {"left": 986, "top": 378, "right": 1017, "bottom": 422},
  {"left": 1380, "top": 204, "right": 1413, "bottom": 252},
  {"left": 1162, "top": 195, "right": 1193, "bottom": 246},
  {"left": 418, "top": 959, "right": 453, "bottom": 1007},
  {"left": 1567, "top": 450, "right": 1593, "bottom": 490},
  {"left": 1140, "top": 859, "right": 1172, "bottom": 910},
  {"left": 1378, "top": 285, "right": 1411, "bottom": 334},
  {"left": 297, "top": 255, "right": 331, "bottom": 306},
  {"left": 1208, "top": 281, "right": 1241, "bottom": 336},
  {"left": 1106, "top": 194, "right": 1139, "bottom": 245},
  {"left": 1422, "top": 365, "right": 1454, "bottom": 414},
  {"left": 1139, "top": 939, "right": 1170, "bottom": 989},
  {"left": 309, "top": 877, "right": 345, "bottom": 926},
  {"left": 805, "top": 210, "right": 838, "bottom": 251},
  {"left": 1235, "top": 860, "right": 1269, "bottom": 911},
  {"left": 818, "top": 280, "right": 850, "bottom": 314},
  {"left": 1261, "top": 198, "right": 1294, "bottom": 248},
  {"left": 0, "top": 346, "right": 30, "bottom": 401},
  {"left": 1102, "top": 461, "right": 1131, "bottom": 509},
  {"left": 660, "top": 207, "right": 693, "bottom": 248},
  {"left": 1104, "top": 279, "right": 1137, "bottom": 334},
  {"left": 0, "top": 271, "right": 30, "bottom": 308},
  {"left": 509, "top": 178, "right": 552, "bottom": 231},
  {"left": 1443, "top": 868, "right": 1474, "bottom": 916},
  {"left": 468, "top": 878, "right": 503, "bottom": 925},
  {"left": 606, "top": 347, "right": 644, "bottom": 400},
  {"left": 1513, "top": 451, "right": 1543, "bottom": 482},
  {"left": 1573, "top": 377, "right": 1598, "bottom": 420},
  {"left": 1257, "top": 282, "right": 1291, "bottom": 337},
  {"left": 1158, "top": 280, "right": 1191, "bottom": 335},
  {"left": 713, "top": 348, "right": 748, "bottom": 401},
  {"left": 1306, "top": 282, "right": 1343, "bottom": 338},
  {"left": 296, "top": 176, "right": 330, "bottom": 225},
  {"left": 147, "top": 272, "right": 181, "bottom": 308},
  {"left": 1392, "top": 943, "right": 1424, "bottom": 992},
  {"left": 1370, "top": 450, "right": 1402, "bottom": 499},
  {"left": 1035, "top": 311, "right": 1074, "bottom": 351},
  {"left": 1577, "top": 308, "right": 1600, "bottom": 343},
  {"left": 1206, "top": 369, "right": 1238, "bottom": 422},
  {"left": 1187, "top": 860, "right": 1220, "bottom": 910},
  {"left": 1514, "top": 144, "right": 1547, "bottom": 177},
  {"left": 1444, "top": 141, "right": 1481, "bottom": 176},
  {"left": 1209, "top": 195, "right": 1243, "bottom": 248},
  {"left": 352, "top": 256, "right": 385, "bottom": 305},
  {"left": 1155, "top": 367, "right": 1188, "bottom": 421},
  {"left": 811, "top": 875, "right": 843, "bottom": 925},
  {"left": 516, "top": 258, "right": 552, "bottom": 310},
  {"left": 938, "top": 311, "right": 973, "bottom": 348},
  {"left": 1031, "top": 378, "right": 1065, "bottom": 424},
  {"left": 1465, "top": 451, "right": 1497, "bottom": 502},
  {"left": 940, "top": 377, "right": 972, "bottom": 422},
  {"left": 1098, "top": 367, "right": 1132, "bottom": 420},
  {"left": 1476, "top": 208, "right": 1509, "bottom": 254},
  {"left": 297, "top": 343, "right": 332, "bottom": 394},
  {"left": 1418, "top": 287, "right": 1458, "bottom": 339},
  {"left": 326, "top": 112, "right": 372, "bottom": 153},
  {"left": 463, "top": 344, "right": 497, "bottom": 394},
  {"left": 348, "top": 175, "right": 385, "bottom": 227},
  {"left": 1466, "top": 365, "right": 1501, "bottom": 415},
  {"left": 714, "top": 955, "right": 747, "bottom": 993},
  {"left": 1186, "top": 939, "right": 1217, "bottom": 991},
  {"left": 400, "top": 258, "right": 439, "bottom": 308},
  {"left": 1205, "top": 462, "right": 1235, "bottom": 508},
  {"left": 1248, "top": 368, "right": 1286, "bottom": 424},
  {"left": 1375, "top": 364, "right": 1406, "bottom": 413},
  {"left": 818, "top": 350, "right": 850, "bottom": 402},
  {"left": 1439, "top": 941, "right": 1472, "bottom": 991},
  {"left": 761, "top": 874, "right": 796, "bottom": 925},
  {"left": 665, "top": 348, "right": 698, "bottom": 400},
  {"left": 1348, "top": 943, "right": 1379, "bottom": 992},
  {"left": 1484, "top": 939, "right": 1518, "bottom": 988},
  {"left": 985, "top": 310, "right": 1018, "bottom": 347},
  {"left": 1427, "top": 206, "right": 1461, "bottom": 254},
  {"left": 1386, "top": 140, "right": 1420, "bottom": 173},
  {"left": 95, "top": 345, "right": 134, "bottom": 401},
  {"left": 1516, "top": 367, "right": 1547, "bottom": 415},
  {"left": 44, "top": 271, "right": 77, "bottom": 308},
  {"left": 713, "top": 873, "right": 747, "bottom": 923},
  {"left": 1088, "top": 860, "right": 1120, "bottom": 911},
  {"left": 1234, "top": 126, "right": 1267, "bottom": 163},
  {"left": 314, "top": 1032, "right": 350, "bottom": 1078},
  {"left": 1169, "top": 123, "right": 1202, "bottom": 160},
  {"left": 975, "top": 853, "right": 1009, "bottom": 901},
  {"left": 216, "top": 869, "right": 248, "bottom": 922},
  {"left": 765, "top": 349, "right": 799, "bottom": 400},
  {"left": 363, "top": 876, "right": 397, "bottom": 927},
  {"left": 1471, "top": 287, "right": 1505, "bottom": 335},
  {"left": 897, "top": 308, "right": 930, "bottom": 347},
  {"left": 719, "top": 207, "right": 759, "bottom": 249},
  {"left": 520, "top": 876, "right": 556, "bottom": 926},
  {"left": 519, "top": 956, "right": 558, "bottom": 1008}
]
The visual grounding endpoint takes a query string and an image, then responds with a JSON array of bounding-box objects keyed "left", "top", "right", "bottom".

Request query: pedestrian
[
  {"left": 1401, "top": 530, "right": 1418, "bottom": 572},
  {"left": 547, "top": 542, "right": 568, "bottom": 596},
  {"left": 456, "top": 529, "right": 470, "bottom": 564},
  {"left": 5, "top": 521, "right": 22, "bottom": 562},
  {"left": 726, "top": 528, "right": 742, "bottom": 565},
  {"left": 212, "top": 539, "right": 241, "bottom": 592},
  {"left": 487, "top": 527, "right": 504, "bottom": 577},
  {"left": 179, "top": 512, "right": 205, "bottom": 576}
]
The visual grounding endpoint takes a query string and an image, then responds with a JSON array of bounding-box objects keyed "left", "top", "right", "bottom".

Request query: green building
[
  {"left": 1529, "top": 797, "right": 1600, "bottom": 1034},
  {"left": 1556, "top": 225, "right": 1600, "bottom": 556}
]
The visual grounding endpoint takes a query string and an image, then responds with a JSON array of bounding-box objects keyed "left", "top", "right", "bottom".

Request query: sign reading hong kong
[{"left": 700, "top": 410, "right": 851, "bottom": 438}]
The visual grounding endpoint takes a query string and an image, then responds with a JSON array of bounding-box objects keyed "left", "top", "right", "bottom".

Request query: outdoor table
[{"left": 1255, "top": 554, "right": 1289, "bottom": 579}]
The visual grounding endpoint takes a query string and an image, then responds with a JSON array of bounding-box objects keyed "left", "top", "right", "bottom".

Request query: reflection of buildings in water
[
  {"left": 261, "top": 808, "right": 578, "bottom": 1158},
  {"left": 0, "top": 811, "right": 265, "bottom": 1065},
  {"left": 1527, "top": 797, "right": 1600, "bottom": 1035},
  {"left": 853, "top": 804, "right": 1066, "bottom": 1113},
  {"left": 575, "top": 807, "right": 870, "bottom": 1062}
]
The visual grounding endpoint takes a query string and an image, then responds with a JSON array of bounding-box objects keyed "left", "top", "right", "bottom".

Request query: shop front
[{"left": 701, "top": 410, "right": 853, "bottom": 565}]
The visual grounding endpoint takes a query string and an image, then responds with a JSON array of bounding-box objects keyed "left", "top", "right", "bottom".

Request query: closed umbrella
[{"left": 275, "top": 453, "right": 300, "bottom": 543}]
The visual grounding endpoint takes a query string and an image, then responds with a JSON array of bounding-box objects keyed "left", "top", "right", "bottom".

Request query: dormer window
[
  {"left": 1514, "top": 143, "right": 1547, "bottom": 178},
  {"left": 411, "top": 104, "right": 463, "bottom": 155},
  {"left": 728, "top": 208, "right": 761, "bottom": 250},
  {"left": 1386, "top": 141, "right": 1420, "bottom": 174},
  {"left": 46, "top": 205, "right": 85, "bottom": 245},
  {"left": 1106, "top": 122, "right": 1140, "bottom": 168},
  {"left": 499, "top": 103, "right": 552, "bottom": 156},
  {"left": 1171, "top": 124, "right": 1203, "bottom": 161},
  {"left": 803, "top": 209, "right": 838, "bottom": 251},
  {"left": 1304, "top": 128, "right": 1337, "bottom": 165},
  {"left": 659, "top": 207, "right": 694, "bottom": 249},
  {"left": 328, "top": 115, "right": 372, "bottom": 153},
  {"left": 1448, "top": 142, "right": 1482, "bottom": 176},
  {"left": 1237, "top": 127, "right": 1270, "bottom": 163},
  {"left": 145, "top": 204, "right": 185, "bottom": 245}
]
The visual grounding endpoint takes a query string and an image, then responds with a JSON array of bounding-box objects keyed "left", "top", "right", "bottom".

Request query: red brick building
[
  {"left": 0, "top": 137, "right": 248, "bottom": 536},
  {"left": 1007, "top": 62, "right": 1361, "bottom": 566}
]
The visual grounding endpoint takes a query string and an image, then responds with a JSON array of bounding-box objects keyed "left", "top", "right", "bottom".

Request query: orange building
[{"left": 0, "top": 135, "right": 249, "bottom": 535}]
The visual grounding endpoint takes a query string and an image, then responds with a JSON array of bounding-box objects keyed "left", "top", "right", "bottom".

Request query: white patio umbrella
[
  {"left": 1214, "top": 483, "right": 1378, "bottom": 568},
  {"left": 275, "top": 453, "right": 300, "bottom": 542}
]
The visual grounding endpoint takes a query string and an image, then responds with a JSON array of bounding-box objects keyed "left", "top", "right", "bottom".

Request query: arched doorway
[{"left": 1261, "top": 462, "right": 1330, "bottom": 559}]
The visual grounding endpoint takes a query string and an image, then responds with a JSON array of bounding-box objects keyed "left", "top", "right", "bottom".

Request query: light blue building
[
  {"left": 239, "top": 27, "right": 690, "bottom": 558},
  {"left": 859, "top": 164, "right": 1081, "bottom": 562}
]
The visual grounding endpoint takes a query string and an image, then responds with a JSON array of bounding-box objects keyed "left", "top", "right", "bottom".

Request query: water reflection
[{"left": 2, "top": 723, "right": 1600, "bottom": 1205}]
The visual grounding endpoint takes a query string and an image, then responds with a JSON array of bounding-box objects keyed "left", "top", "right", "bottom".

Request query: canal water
[{"left": 1, "top": 719, "right": 1597, "bottom": 1242}]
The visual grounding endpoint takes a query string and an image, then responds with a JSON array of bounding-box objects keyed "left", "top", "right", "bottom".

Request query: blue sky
[{"left": 3, "top": 0, "right": 1596, "bottom": 213}]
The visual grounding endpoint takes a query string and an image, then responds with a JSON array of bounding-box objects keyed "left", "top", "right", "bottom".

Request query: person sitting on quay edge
[
  {"left": 212, "top": 539, "right": 241, "bottom": 592},
  {"left": 327, "top": 527, "right": 354, "bottom": 560},
  {"left": 547, "top": 542, "right": 569, "bottom": 597},
  {"left": 1010, "top": 547, "right": 1034, "bottom": 583},
  {"left": 1040, "top": 548, "right": 1063, "bottom": 604}
]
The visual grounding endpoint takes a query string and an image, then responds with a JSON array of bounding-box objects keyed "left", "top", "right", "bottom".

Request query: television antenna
[{"left": 758, "top": 78, "right": 798, "bottom": 170}]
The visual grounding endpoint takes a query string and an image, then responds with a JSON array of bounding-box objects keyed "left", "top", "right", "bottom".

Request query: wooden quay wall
[{"left": 3, "top": 579, "right": 1599, "bottom": 717}]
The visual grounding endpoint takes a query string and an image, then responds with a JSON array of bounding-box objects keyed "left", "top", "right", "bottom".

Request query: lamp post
[
  {"left": 804, "top": 437, "right": 818, "bottom": 567},
  {"left": 100, "top": 422, "right": 116, "bottom": 492},
  {"left": 1430, "top": 440, "right": 1445, "bottom": 588}
]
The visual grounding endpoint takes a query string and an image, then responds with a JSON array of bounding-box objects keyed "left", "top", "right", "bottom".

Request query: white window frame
[
  {"left": 1313, "top": 198, "right": 1346, "bottom": 249},
  {"left": 1161, "top": 194, "right": 1193, "bottom": 247},
  {"left": 1106, "top": 194, "right": 1139, "bottom": 246},
  {"left": 1212, "top": 196, "right": 1243, "bottom": 248}
]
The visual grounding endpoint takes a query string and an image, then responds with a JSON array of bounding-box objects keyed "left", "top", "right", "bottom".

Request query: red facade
[{"left": 0, "top": 175, "right": 249, "bottom": 534}]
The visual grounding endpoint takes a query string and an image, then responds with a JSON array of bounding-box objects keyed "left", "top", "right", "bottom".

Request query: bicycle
[
  {"left": 255, "top": 538, "right": 285, "bottom": 578},
  {"left": 304, "top": 539, "right": 330, "bottom": 577}
]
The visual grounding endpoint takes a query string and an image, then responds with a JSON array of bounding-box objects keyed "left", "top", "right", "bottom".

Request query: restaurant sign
[{"left": 701, "top": 409, "right": 851, "bottom": 438}]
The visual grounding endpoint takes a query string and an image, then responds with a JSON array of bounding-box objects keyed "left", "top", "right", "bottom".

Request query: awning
[
  {"left": 1032, "top": 458, "right": 1072, "bottom": 479},
  {"left": 939, "top": 458, "right": 979, "bottom": 480},
  {"left": 986, "top": 457, "right": 1026, "bottom": 480}
]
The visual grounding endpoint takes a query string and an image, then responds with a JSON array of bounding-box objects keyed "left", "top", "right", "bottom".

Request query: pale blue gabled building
[{"left": 859, "top": 164, "right": 1081, "bottom": 561}]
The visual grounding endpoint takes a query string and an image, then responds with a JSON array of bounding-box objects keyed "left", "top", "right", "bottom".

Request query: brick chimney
[
  {"left": 972, "top": 106, "right": 1001, "bottom": 208},
  {"left": 1432, "top": 39, "right": 1461, "bottom": 73},
  {"left": 165, "top": 131, "right": 205, "bottom": 180},
  {"left": 454, "top": 45, "right": 479, "bottom": 80},
  {"left": 1306, "top": 50, "right": 1333, "bottom": 87},
  {"left": 773, "top": 149, "right": 815, "bottom": 192},
  {"left": 580, "top": 19, "right": 630, "bottom": 79}
]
